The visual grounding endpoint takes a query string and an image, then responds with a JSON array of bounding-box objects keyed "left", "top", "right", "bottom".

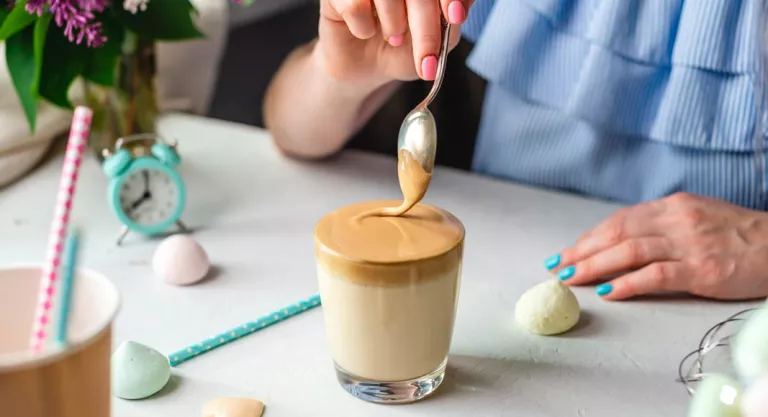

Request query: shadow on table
[
  {"left": 199, "top": 264, "right": 224, "bottom": 285},
  {"left": 432, "top": 354, "right": 567, "bottom": 402},
  {"left": 625, "top": 292, "right": 698, "bottom": 303},
  {"left": 150, "top": 374, "right": 183, "bottom": 399},
  {"left": 428, "top": 353, "right": 682, "bottom": 416},
  {"left": 553, "top": 310, "right": 602, "bottom": 339},
  {"left": 112, "top": 225, "right": 206, "bottom": 247}
]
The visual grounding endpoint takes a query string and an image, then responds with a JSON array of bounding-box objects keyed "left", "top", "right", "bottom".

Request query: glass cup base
[{"left": 335, "top": 359, "right": 447, "bottom": 404}]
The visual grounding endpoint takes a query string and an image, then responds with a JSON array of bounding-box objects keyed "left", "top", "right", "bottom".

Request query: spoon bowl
[{"left": 398, "top": 108, "right": 437, "bottom": 173}]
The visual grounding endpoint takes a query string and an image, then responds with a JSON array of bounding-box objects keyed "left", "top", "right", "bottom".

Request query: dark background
[{"left": 208, "top": 2, "right": 486, "bottom": 171}]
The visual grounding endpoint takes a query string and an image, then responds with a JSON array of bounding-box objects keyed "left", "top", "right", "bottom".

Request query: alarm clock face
[{"left": 118, "top": 168, "right": 181, "bottom": 227}]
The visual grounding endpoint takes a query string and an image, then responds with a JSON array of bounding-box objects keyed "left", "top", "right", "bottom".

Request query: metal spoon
[{"left": 397, "top": 20, "right": 452, "bottom": 174}]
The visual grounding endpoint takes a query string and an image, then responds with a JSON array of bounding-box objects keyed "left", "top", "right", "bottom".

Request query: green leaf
[
  {"left": 31, "top": 13, "right": 51, "bottom": 96},
  {"left": 38, "top": 22, "right": 86, "bottom": 109},
  {"left": 116, "top": 0, "right": 203, "bottom": 41},
  {"left": 6, "top": 24, "right": 37, "bottom": 131},
  {"left": 82, "top": 11, "right": 124, "bottom": 86},
  {"left": 0, "top": 9, "right": 9, "bottom": 29},
  {"left": 0, "top": 1, "right": 36, "bottom": 41}
]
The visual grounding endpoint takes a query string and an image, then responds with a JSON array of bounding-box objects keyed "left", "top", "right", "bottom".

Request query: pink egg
[
  {"left": 742, "top": 375, "right": 768, "bottom": 417},
  {"left": 153, "top": 234, "right": 210, "bottom": 286}
]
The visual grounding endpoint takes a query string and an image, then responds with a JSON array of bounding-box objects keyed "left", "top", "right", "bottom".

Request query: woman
[{"left": 264, "top": 0, "right": 768, "bottom": 301}]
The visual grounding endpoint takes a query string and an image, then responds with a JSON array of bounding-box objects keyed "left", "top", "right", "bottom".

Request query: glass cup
[
  {"left": 314, "top": 201, "right": 464, "bottom": 404},
  {"left": 0, "top": 265, "right": 120, "bottom": 417}
]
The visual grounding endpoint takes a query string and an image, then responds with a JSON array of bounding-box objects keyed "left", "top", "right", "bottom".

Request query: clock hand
[
  {"left": 126, "top": 193, "right": 150, "bottom": 215},
  {"left": 142, "top": 170, "right": 150, "bottom": 195}
]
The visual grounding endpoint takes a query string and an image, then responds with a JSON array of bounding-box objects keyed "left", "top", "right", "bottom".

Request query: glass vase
[{"left": 85, "top": 34, "right": 159, "bottom": 160}]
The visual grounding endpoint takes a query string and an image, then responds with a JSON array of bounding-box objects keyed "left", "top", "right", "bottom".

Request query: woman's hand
[
  {"left": 318, "top": 0, "right": 469, "bottom": 86},
  {"left": 547, "top": 193, "right": 768, "bottom": 301},
  {"left": 265, "top": 0, "right": 472, "bottom": 159}
]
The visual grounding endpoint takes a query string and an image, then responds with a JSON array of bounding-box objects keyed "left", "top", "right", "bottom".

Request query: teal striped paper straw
[
  {"left": 55, "top": 229, "right": 79, "bottom": 346},
  {"left": 168, "top": 294, "right": 321, "bottom": 367}
]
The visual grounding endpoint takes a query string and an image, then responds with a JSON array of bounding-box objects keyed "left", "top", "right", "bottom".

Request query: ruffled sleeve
[{"left": 461, "top": 0, "right": 767, "bottom": 152}]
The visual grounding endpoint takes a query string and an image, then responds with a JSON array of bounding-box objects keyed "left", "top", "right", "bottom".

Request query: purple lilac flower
[
  {"left": 25, "top": 0, "right": 108, "bottom": 47},
  {"left": 25, "top": 0, "right": 47, "bottom": 15}
]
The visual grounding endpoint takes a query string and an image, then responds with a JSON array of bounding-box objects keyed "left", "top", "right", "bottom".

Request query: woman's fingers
[
  {"left": 444, "top": 0, "right": 467, "bottom": 51},
  {"left": 558, "top": 237, "right": 676, "bottom": 285},
  {"left": 406, "top": 0, "right": 442, "bottom": 80},
  {"left": 440, "top": 0, "right": 469, "bottom": 24},
  {"left": 556, "top": 224, "right": 662, "bottom": 276},
  {"left": 552, "top": 203, "right": 664, "bottom": 273},
  {"left": 330, "top": 0, "right": 377, "bottom": 39},
  {"left": 448, "top": 19, "right": 462, "bottom": 50},
  {"left": 596, "top": 262, "right": 692, "bottom": 301},
  {"left": 325, "top": 0, "right": 464, "bottom": 79},
  {"left": 373, "top": 0, "right": 408, "bottom": 46}
]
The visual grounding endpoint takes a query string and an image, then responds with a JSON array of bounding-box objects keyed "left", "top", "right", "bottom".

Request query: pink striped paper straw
[{"left": 29, "top": 106, "right": 93, "bottom": 353}]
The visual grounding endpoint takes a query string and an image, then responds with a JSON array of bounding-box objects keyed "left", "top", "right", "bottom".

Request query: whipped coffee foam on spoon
[{"left": 365, "top": 149, "right": 432, "bottom": 218}]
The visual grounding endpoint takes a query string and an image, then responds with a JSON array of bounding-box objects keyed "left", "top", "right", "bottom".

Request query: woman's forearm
[{"left": 263, "top": 40, "right": 400, "bottom": 159}]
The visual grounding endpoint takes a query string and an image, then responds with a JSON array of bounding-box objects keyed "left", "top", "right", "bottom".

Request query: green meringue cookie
[
  {"left": 112, "top": 340, "right": 171, "bottom": 400},
  {"left": 515, "top": 279, "right": 580, "bottom": 335},
  {"left": 687, "top": 374, "right": 742, "bottom": 417},
  {"left": 733, "top": 306, "right": 768, "bottom": 383}
]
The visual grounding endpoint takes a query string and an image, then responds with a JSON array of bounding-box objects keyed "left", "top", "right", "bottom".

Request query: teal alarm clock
[{"left": 101, "top": 133, "right": 187, "bottom": 245}]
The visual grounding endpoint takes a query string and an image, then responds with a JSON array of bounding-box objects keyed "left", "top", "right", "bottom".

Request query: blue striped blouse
[{"left": 462, "top": 0, "right": 768, "bottom": 210}]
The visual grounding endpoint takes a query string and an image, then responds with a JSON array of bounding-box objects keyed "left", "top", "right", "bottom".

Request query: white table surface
[{"left": 0, "top": 113, "right": 758, "bottom": 416}]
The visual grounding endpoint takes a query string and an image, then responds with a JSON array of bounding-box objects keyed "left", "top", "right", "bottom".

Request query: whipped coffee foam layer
[
  {"left": 314, "top": 200, "right": 464, "bottom": 284},
  {"left": 374, "top": 149, "right": 431, "bottom": 217}
]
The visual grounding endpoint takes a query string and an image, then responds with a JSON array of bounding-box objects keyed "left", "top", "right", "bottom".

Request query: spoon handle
[{"left": 419, "top": 21, "right": 452, "bottom": 109}]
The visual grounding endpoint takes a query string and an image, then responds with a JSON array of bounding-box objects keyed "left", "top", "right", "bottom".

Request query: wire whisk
[{"left": 677, "top": 308, "right": 758, "bottom": 396}]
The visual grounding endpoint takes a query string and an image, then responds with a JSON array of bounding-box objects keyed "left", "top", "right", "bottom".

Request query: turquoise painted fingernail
[
  {"left": 558, "top": 266, "right": 575, "bottom": 280},
  {"left": 596, "top": 283, "right": 613, "bottom": 297},
  {"left": 544, "top": 254, "right": 561, "bottom": 270}
]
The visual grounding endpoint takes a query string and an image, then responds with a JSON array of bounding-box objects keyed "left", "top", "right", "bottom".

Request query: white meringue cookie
[{"left": 153, "top": 234, "right": 210, "bottom": 286}]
